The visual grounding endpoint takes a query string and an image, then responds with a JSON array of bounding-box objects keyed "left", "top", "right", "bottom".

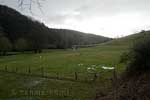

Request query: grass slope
[
  {"left": 1, "top": 31, "right": 149, "bottom": 100},
  {"left": 104, "top": 31, "right": 150, "bottom": 46},
  {"left": 0, "top": 45, "right": 127, "bottom": 100}
]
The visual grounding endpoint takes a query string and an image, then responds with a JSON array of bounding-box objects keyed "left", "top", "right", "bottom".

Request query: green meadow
[
  {"left": 5, "top": 31, "right": 149, "bottom": 99},
  {"left": 0, "top": 44, "right": 129, "bottom": 100},
  {"left": 0, "top": 45, "right": 128, "bottom": 73},
  {"left": 1, "top": 3, "right": 150, "bottom": 100}
]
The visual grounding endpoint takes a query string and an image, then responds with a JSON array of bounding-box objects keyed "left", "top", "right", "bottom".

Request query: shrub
[
  {"left": 0, "top": 36, "right": 12, "bottom": 55},
  {"left": 15, "top": 38, "right": 28, "bottom": 52},
  {"left": 120, "top": 38, "right": 150, "bottom": 73}
]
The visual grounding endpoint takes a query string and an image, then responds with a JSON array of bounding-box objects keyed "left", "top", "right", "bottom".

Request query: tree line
[{"left": 0, "top": 5, "right": 111, "bottom": 55}]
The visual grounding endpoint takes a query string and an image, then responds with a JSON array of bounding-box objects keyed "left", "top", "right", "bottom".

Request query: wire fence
[{"left": 0, "top": 66, "right": 101, "bottom": 83}]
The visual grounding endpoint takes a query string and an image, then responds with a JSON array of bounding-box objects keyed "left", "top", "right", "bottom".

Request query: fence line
[{"left": 0, "top": 66, "right": 99, "bottom": 83}]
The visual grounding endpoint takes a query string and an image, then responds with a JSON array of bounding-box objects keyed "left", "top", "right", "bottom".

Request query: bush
[
  {"left": 15, "top": 38, "right": 28, "bottom": 52},
  {"left": 0, "top": 36, "right": 12, "bottom": 55},
  {"left": 120, "top": 38, "right": 150, "bottom": 73}
]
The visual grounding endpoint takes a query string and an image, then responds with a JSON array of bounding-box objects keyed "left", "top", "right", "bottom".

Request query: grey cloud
[
  {"left": 73, "top": 0, "right": 150, "bottom": 17},
  {"left": 46, "top": 14, "right": 68, "bottom": 25},
  {"left": 45, "top": 11, "right": 81, "bottom": 25},
  {"left": 3, "top": 0, "right": 150, "bottom": 18},
  {"left": 43, "top": 0, "right": 150, "bottom": 27}
]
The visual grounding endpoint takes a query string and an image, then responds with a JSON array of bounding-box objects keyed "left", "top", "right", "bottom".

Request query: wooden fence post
[
  {"left": 28, "top": 67, "right": 31, "bottom": 74},
  {"left": 93, "top": 73, "right": 97, "bottom": 82},
  {"left": 113, "top": 68, "right": 117, "bottom": 100},
  {"left": 15, "top": 67, "right": 18, "bottom": 73},
  {"left": 56, "top": 72, "right": 59, "bottom": 79},
  {"left": 5, "top": 66, "right": 7, "bottom": 72},
  {"left": 41, "top": 67, "right": 44, "bottom": 76},
  {"left": 75, "top": 72, "right": 78, "bottom": 80}
]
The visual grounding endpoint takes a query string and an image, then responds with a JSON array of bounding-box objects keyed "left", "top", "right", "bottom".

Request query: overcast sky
[{"left": 1, "top": 0, "right": 150, "bottom": 37}]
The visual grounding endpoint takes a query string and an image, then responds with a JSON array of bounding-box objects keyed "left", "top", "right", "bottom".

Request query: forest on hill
[{"left": 0, "top": 5, "right": 111, "bottom": 54}]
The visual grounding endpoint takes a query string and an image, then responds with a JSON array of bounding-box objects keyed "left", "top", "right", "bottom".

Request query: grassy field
[
  {"left": 0, "top": 44, "right": 129, "bottom": 100},
  {"left": 0, "top": 45, "right": 128, "bottom": 73}
]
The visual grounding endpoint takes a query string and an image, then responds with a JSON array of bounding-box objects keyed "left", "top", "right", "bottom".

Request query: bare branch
[{"left": 17, "top": 0, "right": 44, "bottom": 13}]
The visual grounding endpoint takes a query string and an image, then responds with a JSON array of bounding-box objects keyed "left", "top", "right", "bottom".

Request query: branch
[{"left": 17, "top": 0, "right": 44, "bottom": 13}]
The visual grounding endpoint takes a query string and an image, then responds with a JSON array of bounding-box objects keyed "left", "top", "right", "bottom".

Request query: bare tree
[
  {"left": 18, "top": 0, "right": 44, "bottom": 10},
  {"left": 18, "top": 0, "right": 45, "bottom": 13}
]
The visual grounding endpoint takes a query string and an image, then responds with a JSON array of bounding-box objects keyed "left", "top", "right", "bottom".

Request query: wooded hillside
[{"left": 0, "top": 5, "right": 111, "bottom": 54}]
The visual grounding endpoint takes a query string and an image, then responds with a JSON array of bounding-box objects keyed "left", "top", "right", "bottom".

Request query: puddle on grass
[
  {"left": 86, "top": 65, "right": 115, "bottom": 73},
  {"left": 101, "top": 66, "right": 114, "bottom": 70},
  {"left": 23, "top": 78, "right": 45, "bottom": 88}
]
